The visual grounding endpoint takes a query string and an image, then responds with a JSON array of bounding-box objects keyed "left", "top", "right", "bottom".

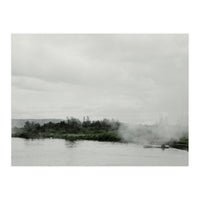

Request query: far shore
[{"left": 12, "top": 118, "right": 188, "bottom": 151}]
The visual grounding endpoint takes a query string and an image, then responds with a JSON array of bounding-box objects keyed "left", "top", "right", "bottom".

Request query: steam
[{"left": 118, "top": 119, "right": 188, "bottom": 145}]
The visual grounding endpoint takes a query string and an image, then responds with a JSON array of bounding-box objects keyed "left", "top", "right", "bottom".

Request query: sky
[{"left": 12, "top": 34, "right": 188, "bottom": 124}]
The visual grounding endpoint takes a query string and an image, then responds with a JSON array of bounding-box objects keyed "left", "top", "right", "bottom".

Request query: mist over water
[{"left": 118, "top": 119, "right": 188, "bottom": 145}]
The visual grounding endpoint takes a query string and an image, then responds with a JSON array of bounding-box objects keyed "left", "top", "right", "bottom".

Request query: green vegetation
[
  {"left": 12, "top": 117, "right": 188, "bottom": 150},
  {"left": 12, "top": 117, "right": 121, "bottom": 142},
  {"left": 168, "top": 135, "right": 188, "bottom": 150}
]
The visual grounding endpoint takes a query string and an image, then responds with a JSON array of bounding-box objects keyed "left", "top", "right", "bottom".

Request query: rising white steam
[{"left": 118, "top": 118, "right": 188, "bottom": 145}]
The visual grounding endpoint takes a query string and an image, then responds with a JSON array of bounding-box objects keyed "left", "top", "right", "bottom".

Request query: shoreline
[{"left": 12, "top": 135, "right": 188, "bottom": 151}]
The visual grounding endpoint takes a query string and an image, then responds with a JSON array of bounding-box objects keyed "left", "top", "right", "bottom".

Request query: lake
[{"left": 12, "top": 138, "right": 188, "bottom": 166}]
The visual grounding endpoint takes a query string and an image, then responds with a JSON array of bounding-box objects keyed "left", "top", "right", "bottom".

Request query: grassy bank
[
  {"left": 12, "top": 131, "right": 121, "bottom": 142},
  {"left": 12, "top": 118, "right": 188, "bottom": 149},
  {"left": 168, "top": 136, "right": 188, "bottom": 151},
  {"left": 12, "top": 118, "right": 121, "bottom": 142}
]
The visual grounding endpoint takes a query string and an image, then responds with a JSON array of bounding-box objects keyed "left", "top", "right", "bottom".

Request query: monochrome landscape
[{"left": 12, "top": 34, "right": 188, "bottom": 166}]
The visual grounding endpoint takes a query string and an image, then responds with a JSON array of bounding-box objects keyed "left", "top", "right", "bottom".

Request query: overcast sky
[{"left": 12, "top": 34, "right": 188, "bottom": 124}]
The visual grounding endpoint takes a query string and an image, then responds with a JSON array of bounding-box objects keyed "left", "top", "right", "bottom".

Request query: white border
[{"left": 1, "top": 0, "right": 199, "bottom": 200}]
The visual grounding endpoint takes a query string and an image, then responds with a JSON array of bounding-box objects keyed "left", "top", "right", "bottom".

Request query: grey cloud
[{"left": 12, "top": 34, "right": 188, "bottom": 124}]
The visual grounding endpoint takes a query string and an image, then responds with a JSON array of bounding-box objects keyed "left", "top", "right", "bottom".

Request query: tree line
[{"left": 12, "top": 117, "right": 121, "bottom": 141}]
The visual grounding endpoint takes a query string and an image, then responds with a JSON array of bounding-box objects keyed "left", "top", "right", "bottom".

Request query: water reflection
[
  {"left": 65, "top": 140, "right": 77, "bottom": 148},
  {"left": 24, "top": 138, "right": 44, "bottom": 146},
  {"left": 12, "top": 138, "right": 188, "bottom": 166}
]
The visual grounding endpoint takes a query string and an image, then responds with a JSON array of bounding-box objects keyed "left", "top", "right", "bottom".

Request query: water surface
[{"left": 12, "top": 138, "right": 188, "bottom": 166}]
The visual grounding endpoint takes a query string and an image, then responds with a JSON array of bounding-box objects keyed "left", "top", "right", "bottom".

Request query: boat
[{"left": 143, "top": 144, "right": 170, "bottom": 149}]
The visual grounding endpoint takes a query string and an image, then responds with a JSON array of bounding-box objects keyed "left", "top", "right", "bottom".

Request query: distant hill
[{"left": 12, "top": 119, "right": 64, "bottom": 128}]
